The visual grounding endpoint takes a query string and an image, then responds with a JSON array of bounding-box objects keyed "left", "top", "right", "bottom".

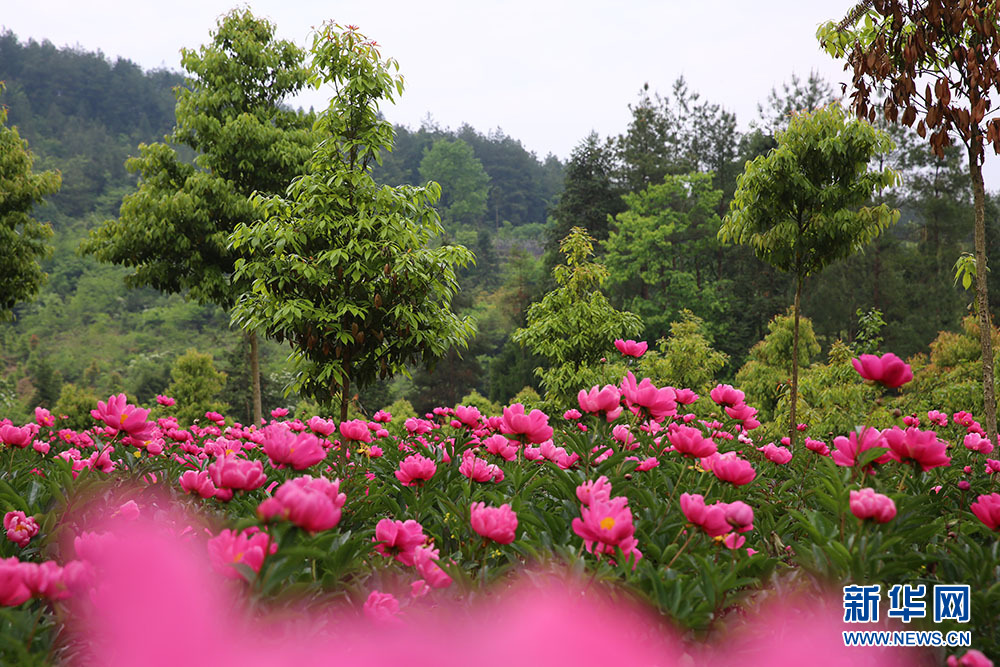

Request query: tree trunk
[
  {"left": 970, "top": 150, "right": 997, "bottom": 445},
  {"left": 249, "top": 331, "right": 262, "bottom": 427},
  {"left": 340, "top": 373, "right": 350, "bottom": 422},
  {"left": 789, "top": 273, "right": 802, "bottom": 448}
]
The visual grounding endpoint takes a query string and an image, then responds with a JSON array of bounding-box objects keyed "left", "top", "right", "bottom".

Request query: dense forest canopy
[{"left": 1, "top": 29, "right": 998, "bottom": 425}]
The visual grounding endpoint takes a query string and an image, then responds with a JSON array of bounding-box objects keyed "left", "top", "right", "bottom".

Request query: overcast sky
[{"left": 5, "top": 1, "right": 869, "bottom": 156}]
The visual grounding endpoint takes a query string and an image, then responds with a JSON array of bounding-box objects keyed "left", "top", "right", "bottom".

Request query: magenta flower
[
  {"left": 758, "top": 443, "right": 792, "bottom": 464},
  {"left": 710, "top": 383, "right": 745, "bottom": 407},
  {"left": 4, "top": 511, "right": 39, "bottom": 548},
  {"left": 0, "top": 557, "right": 32, "bottom": 606},
  {"left": 91, "top": 393, "right": 157, "bottom": 443},
  {"left": 572, "top": 495, "right": 635, "bottom": 550},
  {"left": 849, "top": 488, "right": 897, "bottom": 523},
  {"left": 702, "top": 451, "right": 756, "bottom": 485},
  {"left": 270, "top": 407, "right": 289, "bottom": 418},
  {"left": 363, "top": 590, "right": 400, "bottom": 622},
  {"left": 306, "top": 416, "right": 336, "bottom": 436},
  {"left": 34, "top": 407, "right": 54, "bottom": 427},
  {"left": 404, "top": 417, "right": 433, "bottom": 435},
  {"left": 0, "top": 424, "right": 33, "bottom": 448},
  {"left": 621, "top": 372, "right": 676, "bottom": 422},
  {"left": 412, "top": 545, "right": 452, "bottom": 588},
  {"left": 453, "top": 405, "right": 482, "bottom": 428},
  {"left": 927, "top": 409, "right": 949, "bottom": 426},
  {"left": 680, "top": 493, "right": 730, "bottom": 537},
  {"left": 947, "top": 649, "right": 994, "bottom": 667},
  {"left": 395, "top": 453, "right": 437, "bottom": 486},
  {"left": 851, "top": 352, "right": 913, "bottom": 388},
  {"left": 882, "top": 426, "right": 951, "bottom": 471},
  {"left": 831, "top": 427, "right": 890, "bottom": 468},
  {"left": 155, "top": 394, "right": 175, "bottom": 407},
  {"left": 964, "top": 432, "right": 995, "bottom": 455},
  {"left": 339, "top": 419, "right": 372, "bottom": 443},
  {"left": 178, "top": 470, "right": 226, "bottom": 500},
  {"left": 459, "top": 451, "right": 502, "bottom": 483},
  {"left": 576, "top": 476, "right": 613, "bottom": 506},
  {"left": 483, "top": 433, "right": 518, "bottom": 461},
  {"left": 577, "top": 384, "right": 623, "bottom": 421},
  {"left": 725, "top": 402, "right": 760, "bottom": 430},
  {"left": 673, "top": 388, "right": 699, "bottom": 405},
  {"left": 667, "top": 425, "right": 717, "bottom": 458},
  {"left": 470, "top": 502, "right": 518, "bottom": 544},
  {"left": 614, "top": 339, "right": 648, "bottom": 358},
  {"left": 207, "top": 528, "right": 276, "bottom": 579},
  {"left": 261, "top": 424, "right": 327, "bottom": 470},
  {"left": 374, "top": 518, "right": 427, "bottom": 565},
  {"left": 208, "top": 455, "right": 267, "bottom": 491},
  {"left": 500, "top": 403, "right": 554, "bottom": 444},
  {"left": 805, "top": 437, "right": 830, "bottom": 457},
  {"left": 257, "top": 476, "right": 346, "bottom": 533},
  {"left": 725, "top": 501, "right": 754, "bottom": 533},
  {"left": 971, "top": 493, "right": 1000, "bottom": 531}
]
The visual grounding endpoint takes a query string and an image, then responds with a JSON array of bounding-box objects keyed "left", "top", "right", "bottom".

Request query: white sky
[
  {"left": 3, "top": 0, "right": 998, "bottom": 188},
  {"left": 4, "top": 1, "right": 861, "bottom": 153}
]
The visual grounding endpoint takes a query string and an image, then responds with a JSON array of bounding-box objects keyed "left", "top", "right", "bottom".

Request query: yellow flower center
[
  {"left": 233, "top": 552, "right": 244, "bottom": 563},
  {"left": 600, "top": 516, "right": 616, "bottom": 531}
]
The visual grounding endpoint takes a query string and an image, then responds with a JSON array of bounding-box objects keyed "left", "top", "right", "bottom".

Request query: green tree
[
  {"left": 80, "top": 9, "right": 315, "bottom": 427},
  {"left": 229, "top": 23, "right": 476, "bottom": 421},
  {"left": 0, "top": 81, "right": 61, "bottom": 319},
  {"left": 512, "top": 227, "right": 642, "bottom": 405},
  {"left": 719, "top": 104, "right": 898, "bottom": 445},
  {"left": 603, "top": 172, "right": 729, "bottom": 343},
  {"left": 639, "top": 310, "right": 728, "bottom": 394},
  {"left": 418, "top": 138, "right": 490, "bottom": 229},
  {"left": 819, "top": 0, "right": 1000, "bottom": 444},
  {"left": 165, "top": 348, "right": 228, "bottom": 426}
]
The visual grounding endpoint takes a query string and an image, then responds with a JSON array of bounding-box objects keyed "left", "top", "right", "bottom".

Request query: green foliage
[
  {"left": 736, "top": 310, "right": 821, "bottom": 421},
  {"left": 513, "top": 227, "right": 641, "bottom": 404},
  {"left": 603, "top": 172, "right": 728, "bottom": 342},
  {"left": 638, "top": 310, "right": 728, "bottom": 393},
  {"left": 509, "top": 385, "right": 543, "bottom": 411},
  {"left": 230, "top": 23, "right": 475, "bottom": 418},
  {"left": 720, "top": 105, "right": 899, "bottom": 278},
  {"left": 456, "top": 389, "right": 501, "bottom": 417},
  {"left": 418, "top": 138, "right": 490, "bottom": 229},
  {"left": 792, "top": 340, "right": 885, "bottom": 438},
  {"left": 164, "top": 348, "right": 228, "bottom": 426},
  {"left": 0, "top": 82, "right": 61, "bottom": 319},
  {"left": 852, "top": 307, "right": 886, "bottom": 355},
  {"left": 80, "top": 8, "right": 314, "bottom": 307},
  {"left": 52, "top": 382, "right": 99, "bottom": 431}
]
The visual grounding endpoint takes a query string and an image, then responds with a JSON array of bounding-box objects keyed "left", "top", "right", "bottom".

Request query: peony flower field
[{"left": 0, "top": 343, "right": 997, "bottom": 665}]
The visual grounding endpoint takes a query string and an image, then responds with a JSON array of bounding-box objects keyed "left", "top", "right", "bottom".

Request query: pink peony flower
[
  {"left": 805, "top": 438, "right": 830, "bottom": 457},
  {"left": 453, "top": 405, "right": 482, "bottom": 428},
  {"left": 270, "top": 408, "right": 289, "bottom": 418},
  {"left": 208, "top": 455, "right": 267, "bottom": 491},
  {"left": 702, "top": 451, "right": 756, "bottom": 485},
  {"left": 0, "top": 424, "right": 35, "bottom": 448},
  {"left": 412, "top": 545, "right": 452, "bottom": 588},
  {"left": 927, "top": 410, "right": 949, "bottom": 426},
  {"left": 257, "top": 476, "right": 346, "bottom": 533},
  {"left": 882, "top": 426, "right": 950, "bottom": 471},
  {"left": 0, "top": 558, "right": 32, "bottom": 606},
  {"left": 372, "top": 410, "right": 392, "bottom": 423},
  {"left": 831, "top": 427, "right": 890, "bottom": 468},
  {"left": 339, "top": 419, "right": 373, "bottom": 443},
  {"left": 673, "top": 388, "right": 699, "bottom": 405},
  {"left": 849, "top": 488, "right": 897, "bottom": 523},
  {"left": 306, "top": 416, "right": 336, "bottom": 436},
  {"left": 470, "top": 502, "right": 518, "bottom": 544},
  {"left": 483, "top": 433, "right": 519, "bottom": 461},
  {"left": 758, "top": 443, "right": 792, "bottom": 464},
  {"left": 363, "top": 590, "right": 400, "bottom": 622},
  {"left": 34, "top": 407, "right": 54, "bottom": 427},
  {"left": 4, "top": 511, "right": 39, "bottom": 548},
  {"left": 621, "top": 372, "right": 676, "bottom": 422},
  {"left": 261, "top": 424, "right": 327, "bottom": 470},
  {"left": 614, "top": 339, "right": 648, "bottom": 357},
  {"left": 395, "top": 453, "right": 437, "bottom": 486},
  {"left": 459, "top": 451, "right": 502, "bottom": 483},
  {"left": 963, "top": 432, "right": 994, "bottom": 455},
  {"left": 725, "top": 501, "right": 754, "bottom": 532},
  {"left": 500, "top": 404, "right": 554, "bottom": 444},
  {"left": 572, "top": 495, "right": 635, "bottom": 550},
  {"left": 577, "top": 384, "right": 623, "bottom": 421},
  {"left": 207, "top": 528, "right": 276, "bottom": 579},
  {"left": 710, "top": 383, "right": 745, "bottom": 408},
  {"left": 680, "top": 493, "right": 731, "bottom": 537},
  {"left": 971, "top": 493, "right": 1000, "bottom": 531},
  {"left": 374, "top": 519, "right": 426, "bottom": 566},
  {"left": 179, "top": 470, "right": 226, "bottom": 500},
  {"left": 851, "top": 352, "right": 913, "bottom": 388},
  {"left": 576, "top": 476, "right": 613, "bottom": 507},
  {"left": 948, "top": 649, "right": 994, "bottom": 667},
  {"left": 155, "top": 394, "right": 176, "bottom": 407},
  {"left": 668, "top": 425, "right": 717, "bottom": 458}
]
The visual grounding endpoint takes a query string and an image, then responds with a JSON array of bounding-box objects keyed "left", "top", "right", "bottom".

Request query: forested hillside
[{"left": 1, "top": 30, "right": 997, "bottom": 427}]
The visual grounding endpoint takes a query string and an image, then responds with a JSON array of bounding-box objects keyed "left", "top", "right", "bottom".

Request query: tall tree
[
  {"left": 229, "top": 23, "right": 476, "bottom": 421},
  {"left": 80, "top": 9, "right": 314, "bottom": 426},
  {"left": 719, "top": 104, "right": 899, "bottom": 446},
  {"left": 818, "top": 0, "right": 1000, "bottom": 444},
  {"left": 0, "top": 82, "right": 61, "bottom": 319},
  {"left": 418, "top": 138, "right": 490, "bottom": 230}
]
